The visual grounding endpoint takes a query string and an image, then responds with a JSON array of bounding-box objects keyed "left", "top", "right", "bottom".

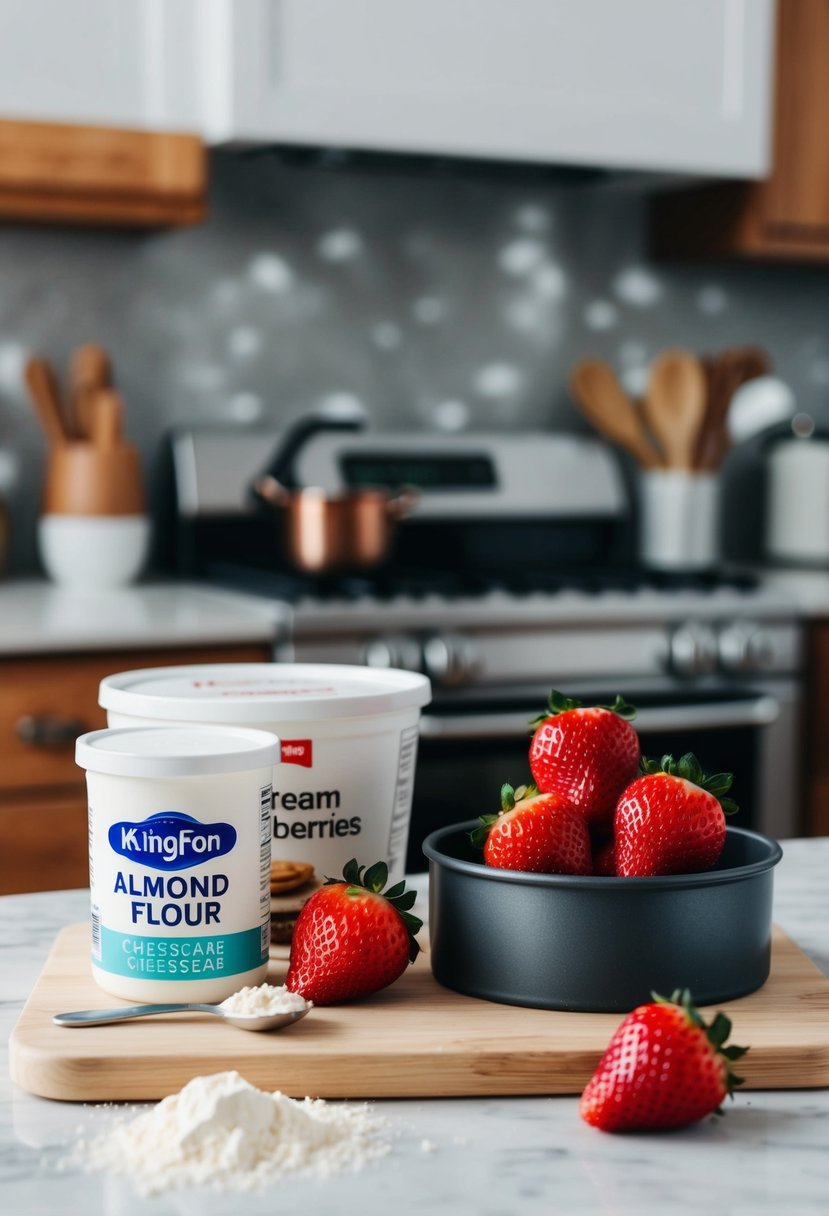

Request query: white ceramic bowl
[{"left": 38, "top": 515, "right": 151, "bottom": 588}]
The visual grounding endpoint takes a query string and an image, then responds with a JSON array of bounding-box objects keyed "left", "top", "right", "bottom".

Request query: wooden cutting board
[{"left": 10, "top": 923, "right": 829, "bottom": 1102}]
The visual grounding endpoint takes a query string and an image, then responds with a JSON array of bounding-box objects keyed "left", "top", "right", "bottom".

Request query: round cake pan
[{"left": 423, "top": 823, "right": 782, "bottom": 1013}]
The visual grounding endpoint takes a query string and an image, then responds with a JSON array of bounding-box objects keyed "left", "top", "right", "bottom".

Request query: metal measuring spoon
[{"left": 53, "top": 1002, "right": 311, "bottom": 1033}]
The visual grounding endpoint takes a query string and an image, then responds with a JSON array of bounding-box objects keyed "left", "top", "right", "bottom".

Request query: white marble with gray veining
[
  {"left": 0, "top": 579, "right": 287, "bottom": 654},
  {"left": 2, "top": 841, "right": 829, "bottom": 1215}
]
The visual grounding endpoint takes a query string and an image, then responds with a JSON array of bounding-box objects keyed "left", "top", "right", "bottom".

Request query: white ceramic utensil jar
[
  {"left": 639, "top": 470, "right": 720, "bottom": 571},
  {"left": 76, "top": 725, "right": 279, "bottom": 1003},
  {"left": 98, "top": 664, "right": 432, "bottom": 888}
]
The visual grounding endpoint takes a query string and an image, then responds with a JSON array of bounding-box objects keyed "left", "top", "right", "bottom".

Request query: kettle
[{"left": 765, "top": 417, "right": 829, "bottom": 565}]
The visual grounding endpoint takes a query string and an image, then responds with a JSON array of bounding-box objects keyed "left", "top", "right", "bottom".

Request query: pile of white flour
[
  {"left": 219, "top": 984, "right": 310, "bottom": 1017},
  {"left": 74, "top": 1071, "right": 390, "bottom": 1195}
]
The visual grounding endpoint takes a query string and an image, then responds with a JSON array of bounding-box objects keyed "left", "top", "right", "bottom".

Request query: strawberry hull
[{"left": 423, "top": 824, "right": 782, "bottom": 1014}]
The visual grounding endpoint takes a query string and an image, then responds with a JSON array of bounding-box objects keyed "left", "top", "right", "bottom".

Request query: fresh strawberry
[
  {"left": 528, "top": 691, "right": 640, "bottom": 830},
  {"left": 471, "top": 782, "right": 592, "bottom": 875},
  {"left": 615, "top": 752, "right": 737, "bottom": 877},
  {"left": 285, "top": 859, "right": 421, "bottom": 1005},
  {"left": 580, "top": 988, "right": 748, "bottom": 1132}
]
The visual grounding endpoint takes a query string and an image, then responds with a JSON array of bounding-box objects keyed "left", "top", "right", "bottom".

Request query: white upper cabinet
[
  {"left": 198, "top": 0, "right": 777, "bottom": 178},
  {"left": 0, "top": 0, "right": 776, "bottom": 178}
]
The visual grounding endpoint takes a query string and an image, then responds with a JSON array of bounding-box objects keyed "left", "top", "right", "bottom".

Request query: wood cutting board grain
[{"left": 10, "top": 924, "right": 829, "bottom": 1101}]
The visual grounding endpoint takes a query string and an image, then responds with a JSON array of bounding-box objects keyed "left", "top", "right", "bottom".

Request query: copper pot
[{"left": 253, "top": 475, "right": 417, "bottom": 573}]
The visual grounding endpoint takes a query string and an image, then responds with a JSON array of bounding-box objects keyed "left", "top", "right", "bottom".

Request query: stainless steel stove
[{"left": 170, "top": 426, "right": 803, "bottom": 863}]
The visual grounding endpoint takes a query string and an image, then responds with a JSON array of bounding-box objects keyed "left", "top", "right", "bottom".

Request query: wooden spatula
[
  {"left": 644, "top": 349, "right": 707, "bottom": 471},
  {"left": 89, "top": 388, "right": 124, "bottom": 450},
  {"left": 24, "top": 358, "right": 69, "bottom": 447},
  {"left": 69, "top": 344, "right": 113, "bottom": 440},
  {"left": 569, "top": 359, "right": 663, "bottom": 469},
  {"left": 694, "top": 345, "right": 771, "bottom": 471}
]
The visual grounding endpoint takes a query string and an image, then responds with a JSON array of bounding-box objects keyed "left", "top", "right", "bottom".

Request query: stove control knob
[
  {"left": 422, "top": 633, "right": 480, "bottom": 687},
  {"left": 361, "top": 635, "right": 422, "bottom": 672},
  {"left": 718, "top": 623, "right": 774, "bottom": 674},
  {"left": 669, "top": 622, "right": 718, "bottom": 678}
]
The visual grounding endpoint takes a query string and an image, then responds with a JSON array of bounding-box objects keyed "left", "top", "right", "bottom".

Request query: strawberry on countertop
[
  {"left": 580, "top": 988, "right": 749, "bottom": 1132},
  {"left": 286, "top": 859, "right": 421, "bottom": 1005},
  {"left": 529, "top": 690, "right": 640, "bottom": 832},
  {"left": 615, "top": 752, "right": 737, "bottom": 877},
  {"left": 472, "top": 782, "right": 592, "bottom": 875}
]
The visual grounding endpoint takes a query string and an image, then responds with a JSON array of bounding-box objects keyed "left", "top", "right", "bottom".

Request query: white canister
[
  {"left": 99, "top": 664, "right": 432, "bottom": 887},
  {"left": 639, "top": 470, "right": 720, "bottom": 571},
  {"left": 76, "top": 725, "right": 279, "bottom": 1003},
  {"left": 766, "top": 437, "right": 829, "bottom": 565}
]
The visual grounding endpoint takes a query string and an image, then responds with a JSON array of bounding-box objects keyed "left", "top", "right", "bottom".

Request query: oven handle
[{"left": 419, "top": 695, "right": 780, "bottom": 740}]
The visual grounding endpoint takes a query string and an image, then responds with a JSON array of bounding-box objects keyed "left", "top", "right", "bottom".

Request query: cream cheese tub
[
  {"left": 99, "top": 664, "right": 432, "bottom": 888},
  {"left": 76, "top": 725, "right": 279, "bottom": 1003}
]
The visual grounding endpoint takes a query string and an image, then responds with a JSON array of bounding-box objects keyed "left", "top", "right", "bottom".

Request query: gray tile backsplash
[{"left": 2, "top": 152, "right": 829, "bottom": 574}]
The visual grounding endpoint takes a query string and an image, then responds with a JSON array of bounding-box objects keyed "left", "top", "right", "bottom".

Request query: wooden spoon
[
  {"left": 24, "top": 358, "right": 69, "bottom": 446},
  {"left": 569, "top": 359, "right": 663, "bottom": 469},
  {"left": 644, "top": 349, "right": 707, "bottom": 471},
  {"left": 89, "top": 388, "right": 124, "bottom": 450},
  {"left": 694, "top": 345, "right": 771, "bottom": 471},
  {"left": 69, "top": 344, "right": 113, "bottom": 439}
]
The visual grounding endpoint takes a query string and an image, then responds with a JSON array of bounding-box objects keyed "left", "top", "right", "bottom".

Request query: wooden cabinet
[
  {"left": 651, "top": 0, "right": 829, "bottom": 262},
  {"left": 0, "top": 2, "right": 206, "bottom": 228},
  {"left": 0, "top": 643, "right": 271, "bottom": 894},
  {"left": 0, "top": 120, "right": 206, "bottom": 229}
]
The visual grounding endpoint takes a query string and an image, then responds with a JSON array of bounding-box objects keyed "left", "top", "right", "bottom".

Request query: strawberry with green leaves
[
  {"left": 580, "top": 988, "right": 749, "bottom": 1132},
  {"left": 529, "top": 690, "right": 640, "bottom": 831},
  {"left": 615, "top": 752, "right": 737, "bottom": 877},
  {"left": 471, "top": 782, "right": 592, "bottom": 875},
  {"left": 286, "top": 859, "right": 421, "bottom": 1004}
]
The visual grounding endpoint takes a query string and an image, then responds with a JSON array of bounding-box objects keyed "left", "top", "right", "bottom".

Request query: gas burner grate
[{"left": 206, "top": 560, "right": 760, "bottom": 605}]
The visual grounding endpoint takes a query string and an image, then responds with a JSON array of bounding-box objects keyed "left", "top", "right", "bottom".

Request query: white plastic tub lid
[
  {"left": 99, "top": 663, "right": 432, "bottom": 724},
  {"left": 76, "top": 725, "right": 280, "bottom": 778}
]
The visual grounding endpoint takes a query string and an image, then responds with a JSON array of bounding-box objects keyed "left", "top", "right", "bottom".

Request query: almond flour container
[
  {"left": 99, "top": 664, "right": 432, "bottom": 888},
  {"left": 76, "top": 725, "right": 278, "bottom": 1003}
]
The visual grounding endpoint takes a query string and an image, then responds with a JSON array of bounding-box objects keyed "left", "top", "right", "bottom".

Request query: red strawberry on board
[
  {"left": 285, "top": 859, "right": 421, "bottom": 1005},
  {"left": 528, "top": 690, "right": 640, "bottom": 831},
  {"left": 580, "top": 988, "right": 749, "bottom": 1132},
  {"left": 615, "top": 752, "right": 737, "bottom": 878},
  {"left": 471, "top": 782, "right": 592, "bottom": 875}
]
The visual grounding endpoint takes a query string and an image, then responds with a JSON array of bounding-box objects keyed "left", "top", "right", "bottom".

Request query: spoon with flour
[{"left": 54, "top": 984, "right": 311, "bottom": 1033}]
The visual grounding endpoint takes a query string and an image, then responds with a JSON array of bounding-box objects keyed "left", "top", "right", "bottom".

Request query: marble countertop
[
  {"left": 2, "top": 569, "right": 829, "bottom": 661},
  {"left": 3, "top": 839, "right": 829, "bottom": 1215},
  {"left": 758, "top": 568, "right": 829, "bottom": 617},
  {"left": 0, "top": 579, "right": 289, "bottom": 654}
]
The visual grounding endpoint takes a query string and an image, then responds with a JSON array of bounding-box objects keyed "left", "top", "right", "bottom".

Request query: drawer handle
[{"left": 15, "top": 714, "right": 89, "bottom": 747}]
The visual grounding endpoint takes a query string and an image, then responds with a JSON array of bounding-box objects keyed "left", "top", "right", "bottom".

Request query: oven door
[{"left": 408, "top": 684, "right": 796, "bottom": 872}]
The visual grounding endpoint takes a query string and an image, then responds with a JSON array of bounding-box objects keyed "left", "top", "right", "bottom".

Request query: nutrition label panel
[
  {"left": 88, "top": 801, "right": 102, "bottom": 960},
  {"left": 387, "top": 726, "right": 420, "bottom": 879},
  {"left": 259, "top": 784, "right": 272, "bottom": 954}
]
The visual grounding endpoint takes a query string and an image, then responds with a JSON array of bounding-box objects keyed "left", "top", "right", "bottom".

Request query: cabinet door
[
  {"left": 0, "top": 789, "right": 89, "bottom": 894},
  {"left": 0, "top": 642, "right": 272, "bottom": 893},
  {"left": 761, "top": 0, "right": 829, "bottom": 236},
  {"left": 0, "top": 0, "right": 203, "bottom": 132},
  {"left": 208, "top": 0, "right": 775, "bottom": 177},
  {"left": 0, "top": 644, "right": 271, "bottom": 793}
]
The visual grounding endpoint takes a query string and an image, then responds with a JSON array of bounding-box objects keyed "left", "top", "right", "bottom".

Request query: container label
[
  {"left": 281, "top": 739, "right": 313, "bottom": 768},
  {"left": 98, "top": 926, "right": 264, "bottom": 979},
  {"left": 107, "top": 812, "right": 237, "bottom": 872}
]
